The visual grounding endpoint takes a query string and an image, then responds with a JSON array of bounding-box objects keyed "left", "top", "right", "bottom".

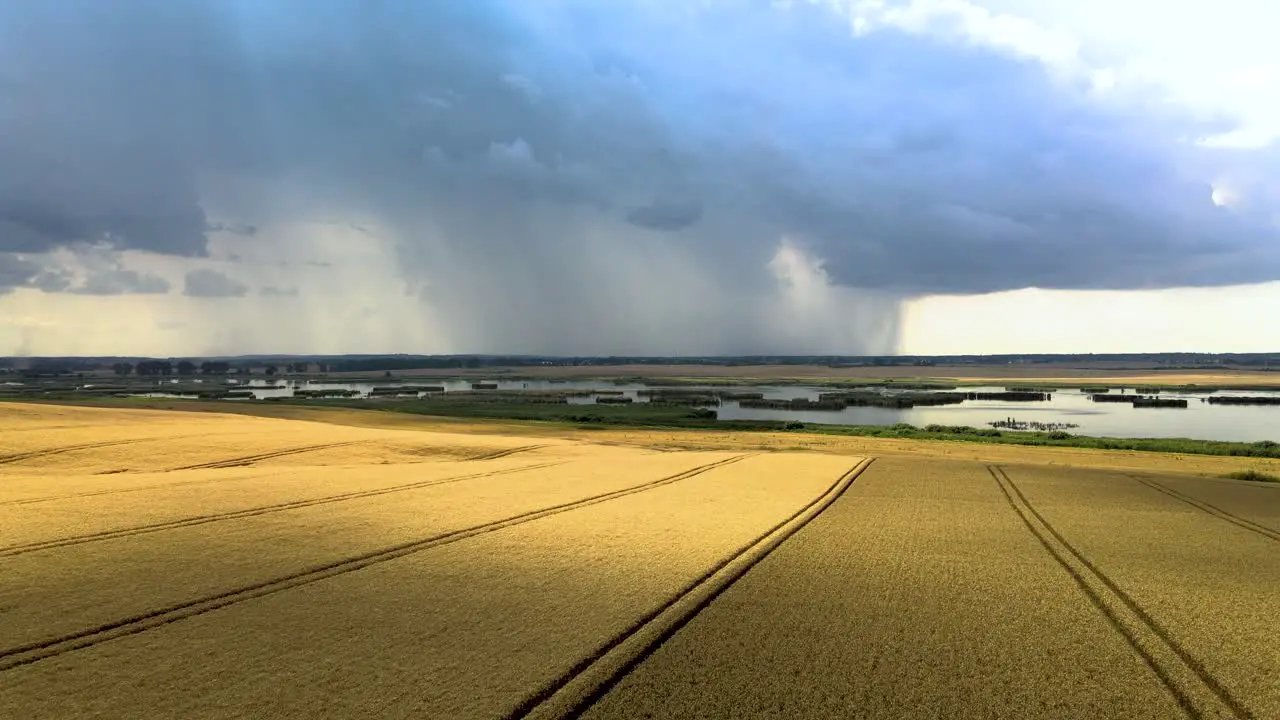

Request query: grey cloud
[
  {"left": 3, "top": 0, "right": 1276, "bottom": 353},
  {"left": 29, "top": 272, "right": 74, "bottom": 293},
  {"left": 0, "top": 0, "right": 243, "bottom": 258},
  {"left": 260, "top": 285, "right": 299, "bottom": 297},
  {"left": 206, "top": 222, "right": 258, "bottom": 237},
  {"left": 71, "top": 269, "right": 171, "bottom": 295},
  {"left": 0, "top": 255, "right": 41, "bottom": 293},
  {"left": 626, "top": 202, "right": 703, "bottom": 232},
  {"left": 184, "top": 268, "right": 248, "bottom": 298},
  {"left": 0, "top": 253, "right": 74, "bottom": 293},
  {"left": 501, "top": 73, "right": 541, "bottom": 98}
]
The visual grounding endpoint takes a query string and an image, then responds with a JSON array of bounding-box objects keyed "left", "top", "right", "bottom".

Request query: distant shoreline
[
  {"left": 15, "top": 396, "right": 1280, "bottom": 474},
  {"left": 315, "top": 364, "right": 1280, "bottom": 389}
]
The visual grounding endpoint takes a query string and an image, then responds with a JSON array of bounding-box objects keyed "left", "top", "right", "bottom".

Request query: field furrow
[
  {"left": 468, "top": 444, "right": 549, "bottom": 461},
  {"left": 1130, "top": 476, "right": 1279, "bottom": 543},
  {"left": 993, "top": 466, "right": 1249, "bottom": 719},
  {"left": 0, "top": 460, "right": 563, "bottom": 555},
  {"left": 163, "top": 441, "right": 372, "bottom": 471},
  {"left": 1, "top": 402, "right": 1274, "bottom": 719},
  {"left": 0, "top": 453, "right": 743, "bottom": 655},
  {"left": 0, "top": 436, "right": 181, "bottom": 466},
  {"left": 576, "top": 457, "right": 1187, "bottom": 720},
  {"left": 0, "top": 454, "right": 558, "bottom": 546},
  {"left": 1002, "top": 464, "right": 1280, "bottom": 718},
  {"left": 1131, "top": 474, "right": 1280, "bottom": 537},
  {"left": 0, "top": 452, "right": 852, "bottom": 719},
  {"left": 513, "top": 457, "right": 875, "bottom": 719},
  {"left": 0, "top": 406, "right": 573, "bottom": 478},
  {"left": 0, "top": 468, "right": 308, "bottom": 507}
]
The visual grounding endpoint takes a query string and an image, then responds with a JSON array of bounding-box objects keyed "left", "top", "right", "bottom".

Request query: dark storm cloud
[
  {"left": 626, "top": 202, "right": 704, "bottom": 232},
  {"left": 0, "top": 254, "right": 75, "bottom": 294},
  {"left": 206, "top": 222, "right": 258, "bottom": 237},
  {"left": 1, "top": 0, "right": 1276, "bottom": 334},
  {"left": 0, "top": 0, "right": 227, "bottom": 258},
  {"left": 0, "top": 255, "right": 43, "bottom": 294},
  {"left": 184, "top": 269, "right": 248, "bottom": 298}
]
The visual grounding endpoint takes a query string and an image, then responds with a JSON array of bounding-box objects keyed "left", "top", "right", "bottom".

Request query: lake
[{"left": 139, "top": 378, "right": 1280, "bottom": 443}]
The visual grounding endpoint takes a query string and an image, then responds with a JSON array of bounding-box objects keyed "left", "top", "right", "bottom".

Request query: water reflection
[{"left": 134, "top": 379, "right": 1280, "bottom": 443}]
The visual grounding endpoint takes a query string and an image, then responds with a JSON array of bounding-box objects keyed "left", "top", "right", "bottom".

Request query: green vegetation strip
[
  {"left": 277, "top": 398, "right": 1280, "bottom": 459},
  {"left": 12, "top": 395, "right": 1280, "bottom": 461}
]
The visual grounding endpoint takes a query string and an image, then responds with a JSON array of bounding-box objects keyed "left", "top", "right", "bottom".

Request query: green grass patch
[{"left": 814, "top": 424, "right": 1280, "bottom": 458}]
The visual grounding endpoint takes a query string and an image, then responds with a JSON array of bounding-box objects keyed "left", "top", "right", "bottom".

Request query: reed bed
[
  {"left": 1090, "top": 393, "right": 1142, "bottom": 403},
  {"left": 1206, "top": 396, "right": 1280, "bottom": 406},
  {"left": 1131, "top": 398, "right": 1188, "bottom": 408},
  {"left": 965, "top": 391, "right": 1050, "bottom": 402},
  {"left": 738, "top": 398, "right": 845, "bottom": 411}
]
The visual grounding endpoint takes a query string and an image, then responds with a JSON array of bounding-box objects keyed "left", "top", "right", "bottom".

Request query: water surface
[{"left": 137, "top": 379, "right": 1280, "bottom": 443}]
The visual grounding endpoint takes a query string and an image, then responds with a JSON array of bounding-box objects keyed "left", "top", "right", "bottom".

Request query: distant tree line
[
  {"left": 6, "top": 352, "right": 1280, "bottom": 377},
  {"left": 133, "top": 361, "right": 173, "bottom": 376},
  {"left": 119, "top": 360, "right": 237, "bottom": 376}
]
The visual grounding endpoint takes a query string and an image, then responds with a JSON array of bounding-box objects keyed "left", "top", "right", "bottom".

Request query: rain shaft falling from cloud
[{"left": 0, "top": 0, "right": 1277, "bottom": 355}]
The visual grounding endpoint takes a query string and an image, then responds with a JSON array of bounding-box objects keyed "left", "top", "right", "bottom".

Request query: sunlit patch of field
[
  {"left": 0, "top": 404, "right": 575, "bottom": 479},
  {"left": 1, "top": 402, "right": 1275, "bottom": 719}
]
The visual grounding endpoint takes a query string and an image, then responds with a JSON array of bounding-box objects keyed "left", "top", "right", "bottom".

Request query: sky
[{"left": 1, "top": 0, "right": 1278, "bottom": 357}]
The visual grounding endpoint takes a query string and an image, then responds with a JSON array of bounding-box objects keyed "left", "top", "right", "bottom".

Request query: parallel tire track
[
  {"left": 0, "top": 437, "right": 172, "bottom": 467},
  {"left": 469, "top": 445, "right": 547, "bottom": 461},
  {"left": 0, "top": 461, "right": 565, "bottom": 557},
  {"left": 0, "top": 473, "right": 274, "bottom": 507},
  {"left": 990, "top": 466, "right": 1256, "bottom": 720},
  {"left": 508, "top": 457, "right": 877, "bottom": 720},
  {"left": 1129, "top": 475, "right": 1279, "bottom": 543},
  {"left": 0, "top": 454, "right": 749, "bottom": 672},
  {"left": 2, "top": 442, "right": 537, "bottom": 507},
  {"left": 164, "top": 441, "right": 367, "bottom": 471}
]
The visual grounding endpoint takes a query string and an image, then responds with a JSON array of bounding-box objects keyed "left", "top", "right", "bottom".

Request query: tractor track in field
[
  {"left": 1129, "top": 475, "right": 1279, "bottom": 543},
  {"left": 0, "top": 472, "right": 276, "bottom": 507},
  {"left": 0, "top": 460, "right": 566, "bottom": 557},
  {"left": 2, "top": 443, "right": 546, "bottom": 507},
  {"left": 0, "top": 437, "right": 181, "bottom": 467},
  {"left": 508, "top": 457, "right": 876, "bottom": 720},
  {"left": 467, "top": 444, "right": 548, "bottom": 461},
  {"left": 163, "top": 441, "right": 369, "bottom": 471},
  {"left": 0, "top": 454, "right": 749, "bottom": 672},
  {"left": 990, "top": 465, "right": 1256, "bottom": 720}
]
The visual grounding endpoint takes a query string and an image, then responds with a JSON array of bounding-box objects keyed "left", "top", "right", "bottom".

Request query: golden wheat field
[{"left": 1, "top": 403, "right": 1276, "bottom": 719}]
